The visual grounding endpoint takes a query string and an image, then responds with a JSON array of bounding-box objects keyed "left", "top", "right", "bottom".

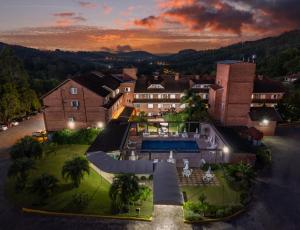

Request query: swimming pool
[{"left": 141, "top": 140, "right": 199, "bottom": 152}]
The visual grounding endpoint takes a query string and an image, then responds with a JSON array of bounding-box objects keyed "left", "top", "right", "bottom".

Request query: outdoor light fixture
[
  {"left": 262, "top": 119, "right": 269, "bottom": 126},
  {"left": 68, "top": 121, "right": 75, "bottom": 129},
  {"left": 97, "top": 122, "right": 104, "bottom": 129},
  {"left": 223, "top": 146, "right": 230, "bottom": 153}
]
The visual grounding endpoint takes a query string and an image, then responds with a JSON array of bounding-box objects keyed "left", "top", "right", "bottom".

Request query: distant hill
[{"left": 1, "top": 30, "right": 300, "bottom": 95}]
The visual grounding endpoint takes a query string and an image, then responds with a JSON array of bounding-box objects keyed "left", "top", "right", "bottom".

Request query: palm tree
[
  {"left": 31, "top": 173, "right": 59, "bottom": 201},
  {"left": 109, "top": 174, "right": 139, "bottom": 213},
  {"left": 180, "top": 89, "right": 208, "bottom": 121},
  {"left": 62, "top": 157, "right": 90, "bottom": 188},
  {"left": 8, "top": 157, "right": 36, "bottom": 191}
]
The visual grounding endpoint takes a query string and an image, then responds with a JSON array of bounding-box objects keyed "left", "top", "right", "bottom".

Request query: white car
[
  {"left": 11, "top": 121, "right": 19, "bottom": 126},
  {"left": 0, "top": 125, "right": 8, "bottom": 131}
]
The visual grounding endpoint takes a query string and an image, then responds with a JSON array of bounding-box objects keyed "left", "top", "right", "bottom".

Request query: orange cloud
[
  {"left": 78, "top": 1, "right": 97, "bottom": 9},
  {"left": 102, "top": 4, "right": 112, "bottom": 15},
  {"left": 53, "top": 12, "right": 86, "bottom": 27}
]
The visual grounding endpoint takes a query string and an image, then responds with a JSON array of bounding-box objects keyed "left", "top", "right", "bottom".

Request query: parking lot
[{"left": 0, "top": 113, "right": 45, "bottom": 158}]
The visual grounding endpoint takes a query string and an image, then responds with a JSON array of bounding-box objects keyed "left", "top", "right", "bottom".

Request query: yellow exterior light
[
  {"left": 68, "top": 121, "right": 75, "bottom": 129},
  {"left": 262, "top": 119, "right": 269, "bottom": 126},
  {"left": 223, "top": 146, "right": 230, "bottom": 154},
  {"left": 97, "top": 122, "right": 104, "bottom": 129}
]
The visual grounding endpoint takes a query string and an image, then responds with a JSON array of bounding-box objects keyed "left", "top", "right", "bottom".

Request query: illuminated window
[
  {"left": 170, "top": 94, "right": 176, "bottom": 99},
  {"left": 70, "top": 87, "right": 78, "bottom": 95},
  {"left": 124, "top": 87, "right": 131, "bottom": 92},
  {"left": 148, "top": 104, "right": 154, "bottom": 109}
]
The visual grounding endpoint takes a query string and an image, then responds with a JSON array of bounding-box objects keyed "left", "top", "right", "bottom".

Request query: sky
[{"left": 0, "top": 0, "right": 299, "bottom": 53}]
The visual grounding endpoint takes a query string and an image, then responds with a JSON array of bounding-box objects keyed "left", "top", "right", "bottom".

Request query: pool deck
[{"left": 124, "top": 134, "right": 225, "bottom": 165}]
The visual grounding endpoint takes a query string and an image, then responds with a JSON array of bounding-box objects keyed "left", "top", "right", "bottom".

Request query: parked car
[
  {"left": 32, "top": 130, "right": 48, "bottom": 143},
  {"left": 11, "top": 121, "right": 19, "bottom": 126},
  {"left": 0, "top": 125, "right": 8, "bottom": 131}
]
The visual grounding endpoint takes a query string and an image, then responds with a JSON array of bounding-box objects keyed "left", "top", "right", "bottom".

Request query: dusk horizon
[{"left": 1, "top": 0, "right": 299, "bottom": 53}]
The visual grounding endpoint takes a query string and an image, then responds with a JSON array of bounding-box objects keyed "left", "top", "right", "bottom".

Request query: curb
[{"left": 22, "top": 208, "right": 152, "bottom": 222}]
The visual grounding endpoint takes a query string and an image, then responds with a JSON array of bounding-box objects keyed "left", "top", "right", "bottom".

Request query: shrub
[
  {"left": 10, "top": 136, "right": 43, "bottom": 160},
  {"left": 71, "top": 192, "right": 90, "bottom": 210},
  {"left": 185, "top": 210, "right": 202, "bottom": 221},
  {"left": 140, "top": 176, "right": 147, "bottom": 181},
  {"left": 240, "top": 192, "right": 252, "bottom": 206},
  {"left": 256, "top": 147, "right": 272, "bottom": 169},
  {"left": 216, "top": 208, "right": 225, "bottom": 218},
  {"left": 52, "top": 128, "right": 101, "bottom": 145},
  {"left": 30, "top": 173, "right": 58, "bottom": 201}
]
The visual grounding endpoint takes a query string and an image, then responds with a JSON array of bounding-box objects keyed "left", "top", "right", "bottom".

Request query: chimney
[
  {"left": 175, "top": 73, "right": 180, "bottom": 81},
  {"left": 123, "top": 68, "right": 137, "bottom": 80}
]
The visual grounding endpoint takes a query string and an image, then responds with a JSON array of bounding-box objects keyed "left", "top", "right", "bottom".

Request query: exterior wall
[
  {"left": 247, "top": 119, "right": 277, "bottom": 136},
  {"left": 211, "top": 62, "right": 255, "bottom": 126},
  {"left": 134, "top": 102, "right": 183, "bottom": 116},
  {"left": 43, "top": 80, "right": 107, "bottom": 131},
  {"left": 208, "top": 88, "right": 223, "bottom": 121},
  {"left": 119, "top": 81, "right": 135, "bottom": 107}
]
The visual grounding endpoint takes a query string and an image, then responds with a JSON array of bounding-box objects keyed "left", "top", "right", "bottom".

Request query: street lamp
[
  {"left": 97, "top": 122, "right": 104, "bottom": 129},
  {"left": 223, "top": 146, "right": 230, "bottom": 154}
]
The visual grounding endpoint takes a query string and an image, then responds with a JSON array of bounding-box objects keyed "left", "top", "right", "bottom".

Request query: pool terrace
[{"left": 120, "top": 121, "right": 231, "bottom": 167}]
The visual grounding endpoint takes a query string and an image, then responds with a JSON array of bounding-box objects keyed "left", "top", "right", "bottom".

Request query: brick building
[
  {"left": 42, "top": 70, "right": 136, "bottom": 131},
  {"left": 208, "top": 61, "right": 284, "bottom": 135}
]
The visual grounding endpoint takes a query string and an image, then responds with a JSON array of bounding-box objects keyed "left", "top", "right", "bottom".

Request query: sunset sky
[{"left": 0, "top": 0, "right": 299, "bottom": 53}]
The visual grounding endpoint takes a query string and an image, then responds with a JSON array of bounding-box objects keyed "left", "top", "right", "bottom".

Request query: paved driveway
[
  {"left": 0, "top": 127, "right": 300, "bottom": 229},
  {"left": 0, "top": 113, "right": 45, "bottom": 158}
]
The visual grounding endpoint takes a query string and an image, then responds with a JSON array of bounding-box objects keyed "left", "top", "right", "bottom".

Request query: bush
[
  {"left": 71, "top": 192, "right": 90, "bottom": 210},
  {"left": 240, "top": 192, "right": 252, "bottom": 206},
  {"left": 185, "top": 210, "right": 202, "bottom": 221},
  {"left": 52, "top": 128, "right": 101, "bottom": 145},
  {"left": 256, "top": 147, "right": 272, "bottom": 169},
  {"left": 202, "top": 163, "right": 223, "bottom": 171},
  {"left": 10, "top": 136, "right": 43, "bottom": 160}
]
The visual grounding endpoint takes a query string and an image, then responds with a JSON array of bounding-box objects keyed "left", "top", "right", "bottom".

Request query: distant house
[
  {"left": 42, "top": 69, "right": 136, "bottom": 132},
  {"left": 283, "top": 73, "right": 300, "bottom": 83}
]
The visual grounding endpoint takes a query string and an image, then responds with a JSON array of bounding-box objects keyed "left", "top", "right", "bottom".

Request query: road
[
  {"left": 0, "top": 125, "right": 300, "bottom": 229},
  {"left": 0, "top": 113, "right": 45, "bottom": 158}
]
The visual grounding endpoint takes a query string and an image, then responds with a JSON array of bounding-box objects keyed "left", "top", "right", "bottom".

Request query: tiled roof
[
  {"left": 249, "top": 107, "right": 282, "bottom": 121},
  {"left": 253, "top": 78, "right": 285, "bottom": 93},
  {"left": 72, "top": 72, "right": 120, "bottom": 97},
  {"left": 135, "top": 75, "right": 190, "bottom": 93}
]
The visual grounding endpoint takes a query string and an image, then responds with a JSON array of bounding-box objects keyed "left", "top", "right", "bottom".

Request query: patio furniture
[
  {"left": 193, "top": 133, "right": 200, "bottom": 138},
  {"left": 182, "top": 159, "right": 193, "bottom": 177},
  {"left": 167, "top": 150, "right": 176, "bottom": 164},
  {"left": 143, "top": 131, "right": 150, "bottom": 137},
  {"left": 181, "top": 132, "right": 188, "bottom": 138},
  {"left": 205, "top": 136, "right": 213, "bottom": 143},
  {"left": 202, "top": 166, "right": 214, "bottom": 183},
  {"left": 129, "top": 150, "right": 137, "bottom": 161},
  {"left": 208, "top": 143, "right": 218, "bottom": 149}
]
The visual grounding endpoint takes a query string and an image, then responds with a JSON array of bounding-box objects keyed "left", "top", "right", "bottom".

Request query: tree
[
  {"left": 62, "top": 157, "right": 90, "bottom": 188},
  {"left": 109, "top": 174, "right": 140, "bottom": 213},
  {"left": 30, "top": 173, "right": 59, "bottom": 201},
  {"left": 8, "top": 158, "right": 36, "bottom": 191},
  {"left": 10, "top": 136, "right": 43, "bottom": 160},
  {"left": 0, "top": 84, "right": 21, "bottom": 124},
  {"left": 180, "top": 89, "right": 209, "bottom": 121}
]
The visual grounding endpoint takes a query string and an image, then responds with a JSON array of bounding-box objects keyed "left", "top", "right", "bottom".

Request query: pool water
[{"left": 141, "top": 140, "right": 199, "bottom": 152}]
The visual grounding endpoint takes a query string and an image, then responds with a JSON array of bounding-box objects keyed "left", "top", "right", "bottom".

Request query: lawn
[
  {"left": 5, "top": 144, "right": 153, "bottom": 218},
  {"left": 181, "top": 170, "right": 241, "bottom": 206}
]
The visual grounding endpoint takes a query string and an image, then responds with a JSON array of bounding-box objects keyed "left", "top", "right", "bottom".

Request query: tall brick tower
[{"left": 208, "top": 61, "right": 256, "bottom": 126}]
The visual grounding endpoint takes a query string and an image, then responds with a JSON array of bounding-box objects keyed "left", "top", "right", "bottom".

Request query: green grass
[
  {"left": 5, "top": 145, "right": 153, "bottom": 218},
  {"left": 182, "top": 170, "right": 241, "bottom": 206}
]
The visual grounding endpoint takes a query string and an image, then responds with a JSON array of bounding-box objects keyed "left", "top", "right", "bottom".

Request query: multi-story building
[
  {"left": 208, "top": 61, "right": 284, "bottom": 135},
  {"left": 133, "top": 74, "right": 214, "bottom": 116},
  {"left": 42, "top": 69, "right": 136, "bottom": 131}
]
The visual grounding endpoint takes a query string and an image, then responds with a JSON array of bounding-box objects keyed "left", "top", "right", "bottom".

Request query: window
[
  {"left": 150, "top": 94, "right": 153, "bottom": 99},
  {"left": 71, "top": 100, "right": 79, "bottom": 108},
  {"left": 148, "top": 112, "right": 152, "bottom": 116},
  {"left": 148, "top": 104, "right": 154, "bottom": 109},
  {"left": 135, "top": 103, "right": 140, "bottom": 108},
  {"left": 148, "top": 84, "right": 164, "bottom": 89},
  {"left": 170, "top": 94, "right": 176, "bottom": 99},
  {"left": 135, "top": 94, "right": 139, "bottom": 99},
  {"left": 172, "top": 104, "right": 176, "bottom": 108},
  {"left": 70, "top": 87, "right": 78, "bottom": 95},
  {"left": 124, "top": 87, "right": 131, "bottom": 92},
  {"left": 68, "top": 117, "right": 74, "bottom": 122},
  {"left": 158, "top": 94, "right": 162, "bottom": 99},
  {"left": 158, "top": 104, "right": 162, "bottom": 109},
  {"left": 202, "top": 94, "right": 208, "bottom": 99},
  {"left": 271, "top": 94, "right": 278, "bottom": 99}
]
